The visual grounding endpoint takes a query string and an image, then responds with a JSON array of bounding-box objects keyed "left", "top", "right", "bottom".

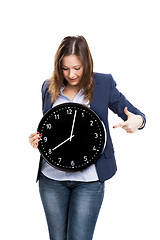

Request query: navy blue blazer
[{"left": 36, "top": 73, "right": 146, "bottom": 182}]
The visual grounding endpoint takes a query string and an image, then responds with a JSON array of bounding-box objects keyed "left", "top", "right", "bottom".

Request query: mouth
[{"left": 69, "top": 77, "right": 78, "bottom": 82}]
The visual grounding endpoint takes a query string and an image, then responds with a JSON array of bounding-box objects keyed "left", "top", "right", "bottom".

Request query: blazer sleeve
[
  {"left": 108, "top": 74, "right": 146, "bottom": 129},
  {"left": 41, "top": 80, "right": 50, "bottom": 112}
]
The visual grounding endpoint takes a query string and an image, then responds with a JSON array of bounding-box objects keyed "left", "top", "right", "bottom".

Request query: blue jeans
[{"left": 39, "top": 173, "right": 105, "bottom": 240}]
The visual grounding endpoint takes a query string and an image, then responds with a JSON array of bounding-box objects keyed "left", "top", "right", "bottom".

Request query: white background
[{"left": 0, "top": 0, "right": 159, "bottom": 239}]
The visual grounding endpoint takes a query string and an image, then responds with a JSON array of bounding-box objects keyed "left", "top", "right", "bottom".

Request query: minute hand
[
  {"left": 70, "top": 110, "right": 77, "bottom": 141},
  {"left": 52, "top": 135, "right": 75, "bottom": 151}
]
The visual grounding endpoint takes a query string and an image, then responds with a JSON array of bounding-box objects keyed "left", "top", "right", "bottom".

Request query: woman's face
[{"left": 62, "top": 54, "right": 84, "bottom": 87}]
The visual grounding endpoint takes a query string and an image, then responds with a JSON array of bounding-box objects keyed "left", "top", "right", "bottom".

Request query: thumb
[{"left": 124, "top": 107, "right": 131, "bottom": 117}]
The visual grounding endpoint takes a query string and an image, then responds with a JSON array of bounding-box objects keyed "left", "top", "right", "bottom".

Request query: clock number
[
  {"left": 48, "top": 149, "right": 52, "bottom": 154},
  {"left": 67, "top": 109, "right": 72, "bottom": 114},
  {"left": 46, "top": 123, "right": 52, "bottom": 129},
  {"left": 58, "top": 158, "right": 62, "bottom": 163},
  {"left": 90, "top": 120, "right": 94, "bottom": 126},
  {"left": 44, "top": 137, "right": 47, "bottom": 142},
  {"left": 93, "top": 146, "right": 96, "bottom": 151},
  {"left": 82, "top": 112, "right": 85, "bottom": 117},
  {"left": 94, "top": 133, "right": 98, "bottom": 138},
  {"left": 84, "top": 156, "right": 88, "bottom": 161},
  {"left": 71, "top": 161, "right": 75, "bottom": 167},
  {"left": 54, "top": 114, "right": 59, "bottom": 119}
]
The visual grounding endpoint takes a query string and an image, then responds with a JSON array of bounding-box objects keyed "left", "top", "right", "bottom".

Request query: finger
[
  {"left": 29, "top": 132, "right": 37, "bottom": 138},
  {"left": 29, "top": 132, "right": 41, "bottom": 141},
  {"left": 126, "top": 130, "right": 135, "bottom": 134},
  {"left": 30, "top": 139, "right": 39, "bottom": 148},
  {"left": 32, "top": 142, "right": 38, "bottom": 148},
  {"left": 122, "top": 126, "right": 135, "bottom": 134},
  {"left": 122, "top": 125, "right": 128, "bottom": 130},
  {"left": 113, "top": 122, "right": 125, "bottom": 128},
  {"left": 30, "top": 136, "right": 41, "bottom": 144},
  {"left": 29, "top": 132, "right": 41, "bottom": 137},
  {"left": 29, "top": 132, "right": 42, "bottom": 148},
  {"left": 124, "top": 107, "right": 132, "bottom": 117}
]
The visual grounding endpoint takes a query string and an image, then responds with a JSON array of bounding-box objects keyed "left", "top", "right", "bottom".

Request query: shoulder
[
  {"left": 93, "top": 72, "right": 117, "bottom": 87},
  {"left": 41, "top": 79, "right": 50, "bottom": 93}
]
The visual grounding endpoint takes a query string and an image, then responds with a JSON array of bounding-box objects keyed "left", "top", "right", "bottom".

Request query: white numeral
[
  {"left": 93, "top": 146, "right": 96, "bottom": 151},
  {"left": 71, "top": 161, "right": 75, "bottom": 167},
  {"left": 54, "top": 114, "right": 59, "bottom": 119},
  {"left": 84, "top": 156, "right": 88, "bottom": 161},
  {"left": 48, "top": 149, "right": 52, "bottom": 154},
  {"left": 44, "top": 137, "right": 47, "bottom": 142},
  {"left": 90, "top": 120, "right": 93, "bottom": 126},
  {"left": 46, "top": 123, "right": 52, "bottom": 129},
  {"left": 67, "top": 109, "right": 72, "bottom": 114},
  {"left": 94, "top": 133, "right": 98, "bottom": 138}
]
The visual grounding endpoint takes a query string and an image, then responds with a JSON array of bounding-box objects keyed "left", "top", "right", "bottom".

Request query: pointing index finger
[{"left": 113, "top": 122, "right": 125, "bottom": 128}]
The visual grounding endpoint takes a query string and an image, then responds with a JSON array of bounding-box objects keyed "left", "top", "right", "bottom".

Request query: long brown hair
[{"left": 48, "top": 36, "right": 94, "bottom": 103}]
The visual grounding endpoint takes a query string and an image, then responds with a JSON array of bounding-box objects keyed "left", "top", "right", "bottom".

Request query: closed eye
[{"left": 62, "top": 66, "right": 82, "bottom": 71}]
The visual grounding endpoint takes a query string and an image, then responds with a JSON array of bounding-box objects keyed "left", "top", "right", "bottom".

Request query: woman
[{"left": 29, "top": 36, "right": 146, "bottom": 240}]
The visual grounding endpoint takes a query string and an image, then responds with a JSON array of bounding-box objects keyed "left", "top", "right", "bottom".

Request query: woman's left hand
[{"left": 113, "top": 107, "right": 143, "bottom": 133}]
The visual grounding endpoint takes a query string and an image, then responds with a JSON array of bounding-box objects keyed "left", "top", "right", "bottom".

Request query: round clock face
[{"left": 37, "top": 103, "right": 106, "bottom": 172}]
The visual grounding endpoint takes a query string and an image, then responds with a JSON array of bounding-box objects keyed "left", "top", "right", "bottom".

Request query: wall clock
[{"left": 37, "top": 103, "right": 106, "bottom": 172}]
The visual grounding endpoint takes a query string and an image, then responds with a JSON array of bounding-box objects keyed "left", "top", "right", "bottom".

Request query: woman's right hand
[{"left": 29, "top": 132, "right": 42, "bottom": 149}]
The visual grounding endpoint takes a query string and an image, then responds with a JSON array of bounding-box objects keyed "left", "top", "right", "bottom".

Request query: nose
[{"left": 69, "top": 69, "right": 76, "bottom": 79}]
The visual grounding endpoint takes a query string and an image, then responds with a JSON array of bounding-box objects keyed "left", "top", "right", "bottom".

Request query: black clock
[{"left": 37, "top": 103, "right": 106, "bottom": 172}]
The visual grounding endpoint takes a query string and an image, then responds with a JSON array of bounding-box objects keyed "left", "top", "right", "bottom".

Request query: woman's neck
[
  {"left": 65, "top": 83, "right": 80, "bottom": 93},
  {"left": 62, "top": 84, "right": 80, "bottom": 101}
]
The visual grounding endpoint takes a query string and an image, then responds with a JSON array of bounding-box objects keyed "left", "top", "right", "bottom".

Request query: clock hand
[
  {"left": 70, "top": 110, "right": 77, "bottom": 141},
  {"left": 52, "top": 135, "right": 75, "bottom": 151}
]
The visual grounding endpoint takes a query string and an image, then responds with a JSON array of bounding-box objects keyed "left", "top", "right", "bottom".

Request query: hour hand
[
  {"left": 52, "top": 135, "right": 75, "bottom": 151},
  {"left": 70, "top": 110, "right": 77, "bottom": 141}
]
